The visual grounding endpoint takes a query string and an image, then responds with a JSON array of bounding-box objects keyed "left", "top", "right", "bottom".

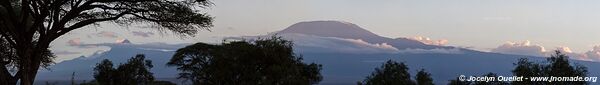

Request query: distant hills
[{"left": 38, "top": 21, "right": 600, "bottom": 85}]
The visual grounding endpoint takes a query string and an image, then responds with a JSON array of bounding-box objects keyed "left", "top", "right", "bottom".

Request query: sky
[{"left": 50, "top": 0, "right": 600, "bottom": 62}]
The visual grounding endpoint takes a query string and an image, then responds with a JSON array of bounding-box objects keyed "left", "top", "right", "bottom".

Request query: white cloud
[
  {"left": 131, "top": 31, "right": 155, "bottom": 37},
  {"left": 581, "top": 46, "right": 600, "bottom": 61},
  {"left": 554, "top": 46, "right": 589, "bottom": 61},
  {"left": 227, "top": 33, "right": 462, "bottom": 54},
  {"left": 53, "top": 51, "right": 81, "bottom": 55},
  {"left": 278, "top": 33, "right": 400, "bottom": 54},
  {"left": 344, "top": 39, "right": 400, "bottom": 51},
  {"left": 407, "top": 36, "right": 448, "bottom": 46},
  {"left": 490, "top": 40, "right": 600, "bottom": 62},
  {"left": 491, "top": 40, "right": 546, "bottom": 57},
  {"left": 398, "top": 48, "right": 463, "bottom": 54},
  {"left": 67, "top": 38, "right": 82, "bottom": 46},
  {"left": 96, "top": 31, "right": 118, "bottom": 38}
]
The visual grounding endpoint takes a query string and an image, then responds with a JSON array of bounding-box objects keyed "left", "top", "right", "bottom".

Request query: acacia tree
[
  {"left": 167, "top": 37, "right": 323, "bottom": 85},
  {"left": 93, "top": 54, "right": 155, "bottom": 85},
  {"left": 0, "top": 0, "right": 213, "bottom": 84},
  {"left": 415, "top": 69, "right": 434, "bottom": 85},
  {"left": 359, "top": 60, "right": 416, "bottom": 85}
]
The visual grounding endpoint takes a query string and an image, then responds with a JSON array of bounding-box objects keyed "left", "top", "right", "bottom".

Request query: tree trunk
[
  {"left": 16, "top": 45, "right": 43, "bottom": 85},
  {"left": 20, "top": 65, "right": 40, "bottom": 85}
]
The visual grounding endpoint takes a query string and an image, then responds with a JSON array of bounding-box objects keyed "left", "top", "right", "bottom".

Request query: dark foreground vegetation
[
  {"left": 78, "top": 38, "right": 322, "bottom": 85},
  {"left": 69, "top": 36, "right": 589, "bottom": 85},
  {"left": 356, "top": 50, "right": 588, "bottom": 85}
]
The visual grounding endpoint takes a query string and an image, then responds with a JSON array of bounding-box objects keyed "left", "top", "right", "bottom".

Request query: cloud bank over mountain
[
  {"left": 491, "top": 40, "right": 547, "bottom": 57},
  {"left": 228, "top": 21, "right": 464, "bottom": 54},
  {"left": 280, "top": 33, "right": 400, "bottom": 54},
  {"left": 491, "top": 40, "right": 600, "bottom": 61},
  {"left": 234, "top": 33, "right": 463, "bottom": 54},
  {"left": 407, "top": 36, "right": 448, "bottom": 46}
]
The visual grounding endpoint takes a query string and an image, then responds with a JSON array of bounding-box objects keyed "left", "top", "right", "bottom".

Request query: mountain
[
  {"left": 279, "top": 21, "right": 441, "bottom": 49},
  {"left": 279, "top": 21, "right": 382, "bottom": 41},
  {"left": 38, "top": 21, "right": 600, "bottom": 85}
]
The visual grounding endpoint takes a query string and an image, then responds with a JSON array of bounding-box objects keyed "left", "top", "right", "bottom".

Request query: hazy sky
[{"left": 51, "top": 0, "right": 600, "bottom": 62}]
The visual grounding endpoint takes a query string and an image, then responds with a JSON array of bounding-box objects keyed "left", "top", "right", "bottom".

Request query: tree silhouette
[
  {"left": 94, "top": 59, "right": 116, "bottom": 85},
  {"left": 92, "top": 54, "right": 155, "bottom": 85},
  {"left": 416, "top": 69, "right": 434, "bottom": 85},
  {"left": 359, "top": 60, "right": 416, "bottom": 85},
  {"left": 512, "top": 50, "right": 588, "bottom": 85},
  {"left": 167, "top": 37, "right": 323, "bottom": 85},
  {"left": 511, "top": 58, "right": 545, "bottom": 85},
  {"left": 0, "top": 0, "right": 213, "bottom": 84}
]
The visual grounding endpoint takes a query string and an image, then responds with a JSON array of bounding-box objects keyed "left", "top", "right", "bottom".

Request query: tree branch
[
  {"left": 48, "top": 0, "right": 98, "bottom": 34},
  {"left": 49, "top": 12, "right": 130, "bottom": 41}
]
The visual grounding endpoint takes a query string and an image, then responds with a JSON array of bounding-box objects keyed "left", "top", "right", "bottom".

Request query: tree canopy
[
  {"left": 359, "top": 60, "right": 417, "bottom": 85},
  {"left": 167, "top": 37, "right": 323, "bottom": 85},
  {"left": 92, "top": 54, "right": 155, "bottom": 85},
  {"left": 512, "top": 50, "right": 588, "bottom": 85},
  {"left": 416, "top": 69, "right": 434, "bottom": 85},
  {"left": 448, "top": 50, "right": 589, "bottom": 85},
  {"left": 0, "top": 0, "right": 213, "bottom": 84}
]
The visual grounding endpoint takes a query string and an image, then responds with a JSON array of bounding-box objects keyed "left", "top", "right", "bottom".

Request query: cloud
[
  {"left": 131, "top": 31, "right": 155, "bottom": 37},
  {"left": 277, "top": 33, "right": 400, "bottom": 54},
  {"left": 227, "top": 33, "right": 462, "bottom": 54},
  {"left": 67, "top": 38, "right": 100, "bottom": 48},
  {"left": 553, "top": 46, "right": 589, "bottom": 61},
  {"left": 491, "top": 40, "right": 546, "bottom": 57},
  {"left": 53, "top": 51, "right": 81, "bottom": 55},
  {"left": 344, "top": 39, "right": 400, "bottom": 51},
  {"left": 490, "top": 40, "right": 600, "bottom": 62},
  {"left": 407, "top": 36, "right": 448, "bottom": 46},
  {"left": 67, "top": 38, "right": 82, "bottom": 46},
  {"left": 96, "top": 31, "right": 118, "bottom": 38},
  {"left": 580, "top": 46, "right": 600, "bottom": 61},
  {"left": 398, "top": 48, "right": 463, "bottom": 54}
]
